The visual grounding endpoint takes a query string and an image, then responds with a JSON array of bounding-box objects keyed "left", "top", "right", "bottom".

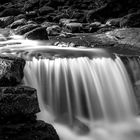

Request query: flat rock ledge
[{"left": 0, "top": 86, "right": 40, "bottom": 121}]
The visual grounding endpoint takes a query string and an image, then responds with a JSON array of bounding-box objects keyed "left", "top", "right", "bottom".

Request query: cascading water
[
  {"left": 22, "top": 52, "right": 139, "bottom": 140},
  {"left": 23, "top": 56, "right": 137, "bottom": 123},
  {"left": 1, "top": 36, "right": 140, "bottom": 140}
]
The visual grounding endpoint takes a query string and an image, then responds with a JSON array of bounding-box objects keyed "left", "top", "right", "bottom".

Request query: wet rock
[
  {"left": 0, "top": 5, "right": 6, "bottom": 12},
  {"left": 15, "top": 24, "right": 40, "bottom": 35},
  {"left": 107, "top": 28, "right": 140, "bottom": 47},
  {"left": 71, "top": 11, "right": 86, "bottom": 23},
  {"left": 26, "top": 11, "right": 38, "bottom": 19},
  {"left": 34, "top": 16, "right": 47, "bottom": 23},
  {"left": 59, "top": 18, "right": 78, "bottom": 26},
  {"left": 53, "top": 13, "right": 69, "bottom": 23},
  {"left": 86, "top": 1, "right": 123, "bottom": 23},
  {"left": 14, "top": 14, "right": 26, "bottom": 21},
  {"left": 0, "top": 8, "right": 22, "bottom": 17},
  {"left": 0, "top": 55, "right": 25, "bottom": 86},
  {"left": 64, "top": 22, "right": 83, "bottom": 33},
  {"left": 120, "top": 10, "right": 140, "bottom": 27},
  {"left": 0, "top": 120, "right": 60, "bottom": 140},
  {"left": 88, "top": 21, "right": 102, "bottom": 32},
  {"left": 25, "top": 27, "right": 48, "bottom": 40},
  {"left": 46, "top": 25, "right": 61, "bottom": 36},
  {"left": 0, "top": 16, "right": 14, "bottom": 28},
  {"left": 59, "top": 31, "right": 75, "bottom": 38},
  {"left": 0, "top": 34, "right": 7, "bottom": 41},
  {"left": 9, "top": 18, "right": 27, "bottom": 29},
  {"left": 45, "top": 13, "right": 56, "bottom": 22},
  {"left": 23, "top": 0, "right": 39, "bottom": 12},
  {"left": 39, "top": 0, "right": 50, "bottom": 7},
  {"left": 0, "top": 86, "right": 40, "bottom": 120},
  {"left": 39, "top": 5, "right": 55, "bottom": 16},
  {"left": 96, "top": 26, "right": 116, "bottom": 34},
  {"left": 41, "top": 21, "right": 57, "bottom": 28},
  {"left": 106, "top": 18, "right": 122, "bottom": 27}
]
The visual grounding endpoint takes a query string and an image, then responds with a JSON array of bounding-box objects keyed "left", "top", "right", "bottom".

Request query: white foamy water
[{"left": 23, "top": 56, "right": 139, "bottom": 140}]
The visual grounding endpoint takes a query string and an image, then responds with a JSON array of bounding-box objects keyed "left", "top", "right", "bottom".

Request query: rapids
[{"left": 1, "top": 35, "right": 140, "bottom": 140}]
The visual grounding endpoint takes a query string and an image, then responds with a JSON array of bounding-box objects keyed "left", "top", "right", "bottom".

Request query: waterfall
[
  {"left": 23, "top": 54, "right": 138, "bottom": 125},
  {"left": 1, "top": 36, "right": 140, "bottom": 140}
]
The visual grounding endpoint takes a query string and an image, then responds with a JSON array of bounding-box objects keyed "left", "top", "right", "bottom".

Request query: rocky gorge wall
[{"left": 0, "top": 55, "right": 59, "bottom": 140}]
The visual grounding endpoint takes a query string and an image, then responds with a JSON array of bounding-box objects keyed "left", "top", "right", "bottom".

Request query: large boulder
[
  {"left": 0, "top": 120, "right": 60, "bottom": 140},
  {"left": 39, "top": 5, "right": 55, "bottom": 16},
  {"left": 64, "top": 22, "right": 83, "bottom": 33},
  {"left": 46, "top": 25, "right": 61, "bottom": 36},
  {"left": 23, "top": 0, "right": 39, "bottom": 11},
  {"left": 0, "top": 8, "right": 22, "bottom": 17},
  {"left": 120, "top": 10, "right": 140, "bottom": 27},
  {"left": 9, "top": 18, "right": 27, "bottom": 29},
  {"left": 0, "top": 85, "right": 60, "bottom": 140},
  {"left": 0, "top": 86, "right": 40, "bottom": 121},
  {"left": 26, "top": 10, "right": 38, "bottom": 19},
  {"left": 0, "top": 16, "right": 14, "bottom": 28},
  {"left": 106, "top": 28, "right": 140, "bottom": 47},
  {"left": 15, "top": 23, "right": 40, "bottom": 35},
  {"left": 106, "top": 18, "right": 122, "bottom": 27},
  {"left": 25, "top": 27, "right": 49, "bottom": 40},
  {"left": 0, "top": 55, "right": 25, "bottom": 86}
]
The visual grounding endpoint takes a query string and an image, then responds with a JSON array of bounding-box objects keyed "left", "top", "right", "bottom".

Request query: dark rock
[
  {"left": 0, "top": 5, "right": 6, "bottom": 12},
  {"left": 0, "top": 0, "right": 11, "bottom": 5},
  {"left": 34, "top": 16, "right": 47, "bottom": 23},
  {"left": 0, "top": 55, "right": 25, "bottom": 86},
  {"left": 26, "top": 11, "right": 38, "bottom": 19},
  {"left": 0, "top": 120, "right": 60, "bottom": 140},
  {"left": 106, "top": 18, "right": 122, "bottom": 27},
  {"left": 59, "top": 18, "right": 78, "bottom": 26},
  {"left": 88, "top": 21, "right": 102, "bottom": 32},
  {"left": 0, "top": 16, "right": 14, "bottom": 28},
  {"left": 41, "top": 21, "right": 57, "bottom": 28},
  {"left": 0, "top": 86, "right": 40, "bottom": 120},
  {"left": 0, "top": 113, "right": 37, "bottom": 124},
  {"left": 86, "top": 1, "right": 124, "bottom": 23},
  {"left": 46, "top": 25, "right": 61, "bottom": 36},
  {"left": 25, "top": 27, "right": 48, "bottom": 40},
  {"left": 0, "top": 8, "right": 22, "bottom": 17},
  {"left": 23, "top": 0, "right": 39, "bottom": 11},
  {"left": 39, "top": 0, "right": 50, "bottom": 7},
  {"left": 9, "top": 18, "right": 27, "bottom": 29},
  {"left": 53, "top": 13, "right": 69, "bottom": 23},
  {"left": 14, "top": 14, "right": 26, "bottom": 21},
  {"left": 120, "top": 10, "right": 140, "bottom": 27},
  {"left": 64, "top": 22, "right": 83, "bottom": 33},
  {"left": 71, "top": 11, "right": 86, "bottom": 23},
  {"left": 15, "top": 24, "right": 40, "bottom": 35},
  {"left": 45, "top": 13, "right": 57, "bottom": 22},
  {"left": 39, "top": 5, "right": 55, "bottom": 16}
]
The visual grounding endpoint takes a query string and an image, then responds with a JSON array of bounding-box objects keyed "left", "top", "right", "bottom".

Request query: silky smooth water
[{"left": 23, "top": 55, "right": 140, "bottom": 140}]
